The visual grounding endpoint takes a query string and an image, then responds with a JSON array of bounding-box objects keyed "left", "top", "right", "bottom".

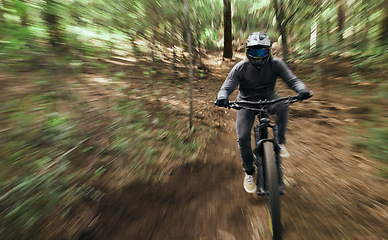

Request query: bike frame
[
  {"left": 218, "top": 94, "right": 305, "bottom": 240},
  {"left": 252, "top": 105, "right": 282, "bottom": 194},
  {"left": 227, "top": 95, "right": 299, "bottom": 195}
]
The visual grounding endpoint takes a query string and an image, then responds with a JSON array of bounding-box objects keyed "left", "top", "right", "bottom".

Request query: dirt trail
[
  {"left": 79, "top": 128, "right": 252, "bottom": 240},
  {"left": 2, "top": 53, "right": 386, "bottom": 239},
  {"left": 77, "top": 54, "right": 387, "bottom": 240}
]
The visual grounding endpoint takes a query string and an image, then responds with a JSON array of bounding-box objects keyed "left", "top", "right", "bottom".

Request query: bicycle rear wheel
[{"left": 263, "top": 141, "right": 282, "bottom": 240}]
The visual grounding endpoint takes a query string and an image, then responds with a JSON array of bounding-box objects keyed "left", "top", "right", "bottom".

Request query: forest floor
[
  {"left": 1, "top": 51, "right": 388, "bottom": 240},
  {"left": 76, "top": 52, "right": 387, "bottom": 240}
]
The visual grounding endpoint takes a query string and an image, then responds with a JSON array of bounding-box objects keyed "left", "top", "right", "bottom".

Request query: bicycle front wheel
[{"left": 263, "top": 141, "right": 282, "bottom": 240}]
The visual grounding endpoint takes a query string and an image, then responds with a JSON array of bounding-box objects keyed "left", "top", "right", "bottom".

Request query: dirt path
[
  {"left": 75, "top": 54, "right": 387, "bottom": 240},
  {"left": 78, "top": 129, "right": 252, "bottom": 240},
  {"left": 2, "top": 53, "right": 386, "bottom": 239}
]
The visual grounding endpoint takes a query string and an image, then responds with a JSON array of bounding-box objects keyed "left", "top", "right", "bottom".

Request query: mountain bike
[{"left": 219, "top": 94, "right": 302, "bottom": 240}]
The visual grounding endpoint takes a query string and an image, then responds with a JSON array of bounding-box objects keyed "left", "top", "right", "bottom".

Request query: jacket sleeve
[
  {"left": 217, "top": 62, "right": 241, "bottom": 99},
  {"left": 276, "top": 58, "right": 306, "bottom": 92}
]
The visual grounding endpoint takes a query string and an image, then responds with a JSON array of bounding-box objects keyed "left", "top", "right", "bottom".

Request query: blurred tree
[
  {"left": 382, "top": 0, "right": 388, "bottom": 46},
  {"left": 18, "top": 0, "right": 28, "bottom": 26},
  {"left": 184, "top": 0, "right": 194, "bottom": 128},
  {"left": 337, "top": 0, "right": 345, "bottom": 43},
  {"left": 42, "top": 0, "right": 67, "bottom": 52},
  {"left": 231, "top": 0, "right": 274, "bottom": 52},
  {"left": 0, "top": 0, "right": 386, "bottom": 74},
  {"left": 0, "top": 0, "right": 5, "bottom": 24},
  {"left": 223, "top": 0, "right": 233, "bottom": 59},
  {"left": 358, "top": 0, "right": 370, "bottom": 51},
  {"left": 273, "top": 0, "right": 299, "bottom": 62}
]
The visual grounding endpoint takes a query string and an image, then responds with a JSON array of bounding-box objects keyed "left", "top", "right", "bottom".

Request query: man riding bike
[{"left": 215, "top": 32, "right": 312, "bottom": 194}]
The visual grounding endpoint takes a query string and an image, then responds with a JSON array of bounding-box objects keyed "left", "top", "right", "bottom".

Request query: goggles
[{"left": 247, "top": 48, "right": 269, "bottom": 58}]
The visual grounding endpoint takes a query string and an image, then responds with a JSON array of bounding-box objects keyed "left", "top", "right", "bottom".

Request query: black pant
[{"left": 236, "top": 94, "right": 289, "bottom": 175}]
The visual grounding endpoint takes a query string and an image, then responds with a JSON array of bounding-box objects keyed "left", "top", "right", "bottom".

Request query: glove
[
  {"left": 215, "top": 98, "right": 229, "bottom": 107},
  {"left": 297, "top": 89, "right": 312, "bottom": 100}
]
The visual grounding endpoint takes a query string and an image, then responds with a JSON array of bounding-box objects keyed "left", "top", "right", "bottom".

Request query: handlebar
[
  {"left": 232, "top": 95, "right": 298, "bottom": 106},
  {"left": 215, "top": 94, "right": 306, "bottom": 111}
]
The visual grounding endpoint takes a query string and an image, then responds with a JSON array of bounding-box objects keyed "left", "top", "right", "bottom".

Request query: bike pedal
[
  {"left": 257, "top": 188, "right": 266, "bottom": 196},
  {"left": 279, "top": 186, "right": 285, "bottom": 195}
]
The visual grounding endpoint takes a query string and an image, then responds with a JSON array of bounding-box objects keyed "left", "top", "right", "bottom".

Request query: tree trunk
[
  {"left": 359, "top": 0, "right": 369, "bottom": 51},
  {"left": 151, "top": 29, "right": 156, "bottom": 65},
  {"left": 43, "top": 0, "right": 66, "bottom": 52},
  {"left": 273, "top": 0, "right": 288, "bottom": 62},
  {"left": 0, "top": 0, "right": 4, "bottom": 24},
  {"left": 382, "top": 0, "right": 388, "bottom": 46},
  {"left": 131, "top": 36, "right": 140, "bottom": 59},
  {"left": 184, "top": 0, "right": 194, "bottom": 129},
  {"left": 223, "top": 0, "right": 233, "bottom": 59},
  {"left": 20, "top": 0, "right": 28, "bottom": 26},
  {"left": 171, "top": 25, "right": 178, "bottom": 78},
  {"left": 279, "top": 26, "right": 288, "bottom": 62},
  {"left": 337, "top": 0, "right": 345, "bottom": 43}
]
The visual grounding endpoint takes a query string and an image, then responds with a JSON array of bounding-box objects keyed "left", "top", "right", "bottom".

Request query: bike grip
[
  {"left": 214, "top": 100, "right": 225, "bottom": 107},
  {"left": 302, "top": 91, "right": 313, "bottom": 100}
]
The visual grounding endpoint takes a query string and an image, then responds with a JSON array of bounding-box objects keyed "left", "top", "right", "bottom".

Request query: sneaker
[
  {"left": 244, "top": 174, "right": 257, "bottom": 193},
  {"left": 279, "top": 144, "right": 290, "bottom": 158}
]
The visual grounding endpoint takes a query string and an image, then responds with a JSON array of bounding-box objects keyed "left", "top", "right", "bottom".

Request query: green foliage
[
  {"left": 41, "top": 112, "right": 80, "bottom": 147},
  {"left": 110, "top": 98, "right": 201, "bottom": 175},
  {"left": 0, "top": 0, "right": 387, "bottom": 236},
  {"left": 1, "top": 161, "right": 75, "bottom": 232},
  {"left": 366, "top": 126, "right": 388, "bottom": 163},
  {"left": 374, "top": 83, "right": 388, "bottom": 99},
  {"left": 0, "top": 92, "right": 89, "bottom": 238},
  {"left": 365, "top": 125, "right": 388, "bottom": 178},
  {"left": 346, "top": 126, "right": 388, "bottom": 179},
  {"left": 0, "top": 0, "right": 386, "bottom": 74}
]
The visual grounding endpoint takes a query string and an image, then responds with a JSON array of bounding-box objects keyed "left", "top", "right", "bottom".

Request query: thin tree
[
  {"left": 337, "top": 0, "right": 345, "bottom": 43},
  {"left": 273, "top": 0, "right": 298, "bottom": 63},
  {"left": 382, "top": 0, "right": 388, "bottom": 46},
  {"left": 18, "top": 0, "right": 29, "bottom": 26},
  {"left": 184, "top": 0, "right": 194, "bottom": 129},
  {"left": 223, "top": 0, "right": 233, "bottom": 59},
  {"left": 43, "top": 0, "right": 67, "bottom": 52},
  {"left": 0, "top": 0, "right": 5, "bottom": 24}
]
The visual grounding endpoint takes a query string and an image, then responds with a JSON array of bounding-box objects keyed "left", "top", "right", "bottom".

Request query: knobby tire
[{"left": 263, "top": 141, "right": 282, "bottom": 240}]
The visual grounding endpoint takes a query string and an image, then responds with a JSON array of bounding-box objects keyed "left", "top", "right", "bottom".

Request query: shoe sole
[
  {"left": 257, "top": 190, "right": 284, "bottom": 195},
  {"left": 244, "top": 184, "right": 257, "bottom": 193},
  {"left": 280, "top": 152, "right": 290, "bottom": 158}
]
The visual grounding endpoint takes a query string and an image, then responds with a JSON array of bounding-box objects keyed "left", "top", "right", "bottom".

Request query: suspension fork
[
  {"left": 272, "top": 124, "right": 284, "bottom": 188},
  {"left": 254, "top": 124, "right": 284, "bottom": 190},
  {"left": 254, "top": 123, "right": 264, "bottom": 189}
]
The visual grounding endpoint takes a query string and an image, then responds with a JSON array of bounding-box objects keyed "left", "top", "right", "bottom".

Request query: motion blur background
[{"left": 0, "top": 0, "right": 387, "bottom": 239}]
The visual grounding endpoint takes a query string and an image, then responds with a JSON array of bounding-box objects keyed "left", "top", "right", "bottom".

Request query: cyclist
[{"left": 215, "top": 32, "right": 312, "bottom": 194}]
